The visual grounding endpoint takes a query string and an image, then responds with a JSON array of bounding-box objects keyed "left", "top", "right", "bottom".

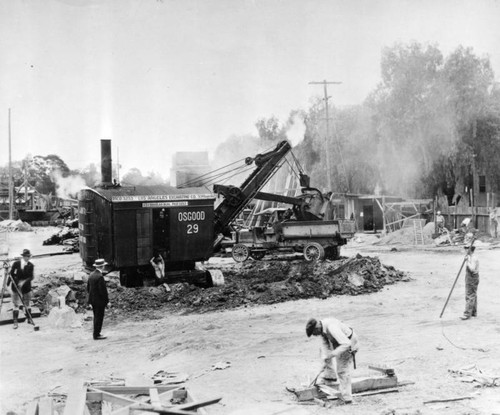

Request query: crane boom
[{"left": 213, "top": 140, "right": 291, "bottom": 246}]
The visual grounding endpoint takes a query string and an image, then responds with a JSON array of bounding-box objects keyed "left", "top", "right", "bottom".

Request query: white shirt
[
  {"left": 321, "top": 317, "right": 354, "bottom": 355},
  {"left": 466, "top": 254, "right": 479, "bottom": 274}
]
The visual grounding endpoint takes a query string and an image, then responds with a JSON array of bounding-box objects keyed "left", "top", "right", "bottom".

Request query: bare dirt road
[{"left": 1, "top": 231, "right": 500, "bottom": 415}]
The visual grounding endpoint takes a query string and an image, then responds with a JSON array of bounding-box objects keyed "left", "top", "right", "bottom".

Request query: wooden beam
[
  {"left": 424, "top": 396, "right": 472, "bottom": 404},
  {"left": 292, "top": 387, "right": 319, "bottom": 402},
  {"left": 127, "top": 403, "right": 201, "bottom": 415},
  {"left": 352, "top": 376, "right": 398, "bottom": 393},
  {"left": 149, "top": 388, "right": 161, "bottom": 406},
  {"left": 98, "top": 386, "right": 178, "bottom": 395},
  {"left": 175, "top": 397, "right": 222, "bottom": 411},
  {"left": 368, "top": 364, "right": 395, "bottom": 377},
  {"left": 63, "top": 382, "right": 87, "bottom": 415},
  {"left": 25, "top": 400, "right": 39, "bottom": 415},
  {"left": 38, "top": 397, "right": 54, "bottom": 415}
]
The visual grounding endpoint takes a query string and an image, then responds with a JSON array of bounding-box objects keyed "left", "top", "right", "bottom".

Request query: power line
[{"left": 308, "top": 80, "right": 343, "bottom": 191}]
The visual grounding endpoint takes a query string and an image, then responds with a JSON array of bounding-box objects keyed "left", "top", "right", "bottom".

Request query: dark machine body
[{"left": 79, "top": 185, "right": 215, "bottom": 286}]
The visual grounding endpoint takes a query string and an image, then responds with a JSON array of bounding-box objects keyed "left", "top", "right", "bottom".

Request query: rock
[
  {"left": 347, "top": 272, "right": 364, "bottom": 287},
  {"left": 47, "top": 305, "right": 82, "bottom": 328}
]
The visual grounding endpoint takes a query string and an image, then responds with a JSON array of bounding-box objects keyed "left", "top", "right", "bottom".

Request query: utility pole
[
  {"left": 308, "top": 80, "right": 341, "bottom": 191},
  {"left": 8, "top": 108, "right": 14, "bottom": 220}
]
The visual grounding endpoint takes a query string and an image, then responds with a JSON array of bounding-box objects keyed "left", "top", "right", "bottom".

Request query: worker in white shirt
[
  {"left": 461, "top": 245, "right": 479, "bottom": 320},
  {"left": 306, "top": 317, "right": 359, "bottom": 404}
]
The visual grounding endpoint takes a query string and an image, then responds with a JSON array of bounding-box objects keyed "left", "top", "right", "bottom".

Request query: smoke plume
[
  {"left": 51, "top": 170, "right": 87, "bottom": 199},
  {"left": 286, "top": 114, "right": 306, "bottom": 147}
]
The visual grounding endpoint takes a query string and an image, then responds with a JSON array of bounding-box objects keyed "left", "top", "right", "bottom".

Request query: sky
[{"left": 0, "top": 0, "right": 499, "bottom": 180}]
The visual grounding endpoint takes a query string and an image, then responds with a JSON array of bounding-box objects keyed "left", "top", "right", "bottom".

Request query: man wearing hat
[
  {"left": 306, "top": 317, "right": 359, "bottom": 404},
  {"left": 87, "top": 259, "right": 109, "bottom": 340},
  {"left": 461, "top": 245, "right": 479, "bottom": 320},
  {"left": 8, "top": 249, "right": 35, "bottom": 329}
]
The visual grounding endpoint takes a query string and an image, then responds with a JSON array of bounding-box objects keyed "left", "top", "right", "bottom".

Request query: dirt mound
[
  {"left": 374, "top": 222, "right": 434, "bottom": 245},
  {"left": 113, "top": 254, "right": 409, "bottom": 315},
  {"left": 31, "top": 255, "right": 409, "bottom": 317}
]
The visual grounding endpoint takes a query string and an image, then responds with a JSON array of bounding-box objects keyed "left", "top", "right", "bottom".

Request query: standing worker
[
  {"left": 461, "top": 245, "right": 479, "bottom": 320},
  {"left": 306, "top": 317, "right": 359, "bottom": 404},
  {"left": 87, "top": 258, "right": 109, "bottom": 340},
  {"left": 8, "top": 249, "right": 35, "bottom": 329}
]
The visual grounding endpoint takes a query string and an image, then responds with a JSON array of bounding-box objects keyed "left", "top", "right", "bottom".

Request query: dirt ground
[{"left": 1, "top": 229, "right": 500, "bottom": 415}]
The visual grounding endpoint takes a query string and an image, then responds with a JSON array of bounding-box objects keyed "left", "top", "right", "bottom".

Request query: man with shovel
[
  {"left": 306, "top": 317, "right": 359, "bottom": 404},
  {"left": 8, "top": 249, "right": 35, "bottom": 329}
]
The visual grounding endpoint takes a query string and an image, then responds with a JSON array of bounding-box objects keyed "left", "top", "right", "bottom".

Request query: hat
[
  {"left": 93, "top": 258, "right": 108, "bottom": 267},
  {"left": 21, "top": 249, "right": 32, "bottom": 257},
  {"left": 306, "top": 318, "right": 318, "bottom": 337}
]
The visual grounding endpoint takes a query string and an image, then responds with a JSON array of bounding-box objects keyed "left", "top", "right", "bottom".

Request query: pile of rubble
[
  {"left": 0, "top": 219, "right": 32, "bottom": 232},
  {"left": 31, "top": 254, "right": 409, "bottom": 317},
  {"left": 42, "top": 227, "right": 79, "bottom": 252},
  {"left": 114, "top": 254, "right": 408, "bottom": 315},
  {"left": 374, "top": 222, "right": 434, "bottom": 246}
]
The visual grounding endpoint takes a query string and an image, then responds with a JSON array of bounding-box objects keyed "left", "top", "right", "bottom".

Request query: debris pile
[
  {"left": 0, "top": 219, "right": 32, "bottom": 232},
  {"left": 374, "top": 223, "right": 434, "bottom": 246},
  {"left": 116, "top": 254, "right": 407, "bottom": 314},
  {"left": 42, "top": 227, "right": 79, "bottom": 252},
  {"left": 449, "top": 364, "right": 500, "bottom": 388},
  {"left": 32, "top": 255, "right": 409, "bottom": 316}
]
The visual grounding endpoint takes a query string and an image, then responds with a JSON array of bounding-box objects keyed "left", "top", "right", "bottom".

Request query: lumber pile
[
  {"left": 25, "top": 380, "right": 221, "bottom": 415},
  {"left": 287, "top": 363, "right": 412, "bottom": 406}
]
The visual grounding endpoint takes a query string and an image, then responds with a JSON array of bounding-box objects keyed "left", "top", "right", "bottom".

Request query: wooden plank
[
  {"left": 126, "top": 403, "right": 202, "bottom": 415},
  {"left": 355, "top": 388, "right": 399, "bottom": 397},
  {"left": 38, "top": 397, "right": 54, "bottom": 415},
  {"left": 352, "top": 376, "right": 398, "bottom": 393},
  {"left": 318, "top": 375, "right": 399, "bottom": 394},
  {"left": 149, "top": 388, "right": 161, "bottom": 406},
  {"left": 368, "top": 364, "right": 395, "bottom": 377},
  {"left": 98, "top": 386, "right": 178, "bottom": 395},
  {"left": 25, "top": 400, "right": 39, "bottom": 415},
  {"left": 63, "top": 382, "right": 87, "bottom": 415},
  {"left": 111, "top": 387, "right": 185, "bottom": 415},
  {"left": 424, "top": 396, "right": 472, "bottom": 404},
  {"left": 323, "top": 387, "right": 400, "bottom": 401},
  {"left": 292, "top": 387, "right": 319, "bottom": 402},
  {"left": 175, "top": 397, "right": 222, "bottom": 411}
]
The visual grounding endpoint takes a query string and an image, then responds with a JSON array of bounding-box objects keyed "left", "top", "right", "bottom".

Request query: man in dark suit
[
  {"left": 9, "top": 249, "right": 35, "bottom": 329},
  {"left": 87, "top": 258, "right": 109, "bottom": 340}
]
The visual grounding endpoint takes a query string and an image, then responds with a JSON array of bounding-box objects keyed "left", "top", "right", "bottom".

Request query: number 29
[{"left": 187, "top": 224, "right": 199, "bottom": 234}]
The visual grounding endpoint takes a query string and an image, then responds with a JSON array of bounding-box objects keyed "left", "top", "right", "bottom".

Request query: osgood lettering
[{"left": 177, "top": 211, "right": 205, "bottom": 221}]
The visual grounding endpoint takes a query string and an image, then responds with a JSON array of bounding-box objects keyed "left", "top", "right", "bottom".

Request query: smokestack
[{"left": 101, "top": 139, "right": 112, "bottom": 186}]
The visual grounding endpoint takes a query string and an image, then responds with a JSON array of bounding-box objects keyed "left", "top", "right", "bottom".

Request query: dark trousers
[
  {"left": 92, "top": 304, "right": 106, "bottom": 338},
  {"left": 464, "top": 270, "right": 479, "bottom": 317}
]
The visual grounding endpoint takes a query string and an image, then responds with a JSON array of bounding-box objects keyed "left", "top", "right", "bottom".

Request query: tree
[
  {"left": 255, "top": 116, "right": 287, "bottom": 142},
  {"left": 122, "top": 168, "right": 146, "bottom": 186}
]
